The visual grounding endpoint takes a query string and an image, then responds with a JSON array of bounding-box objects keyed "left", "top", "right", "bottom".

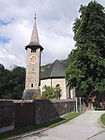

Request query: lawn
[
  {"left": 0, "top": 112, "right": 82, "bottom": 140},
  {"left": 100, "top": 113, "right": 105, "bottom": 126}
]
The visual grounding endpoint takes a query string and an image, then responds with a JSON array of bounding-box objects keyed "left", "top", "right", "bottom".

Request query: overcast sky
[{"left": 0, "top": 0, "right": 105, "bottom": 69}]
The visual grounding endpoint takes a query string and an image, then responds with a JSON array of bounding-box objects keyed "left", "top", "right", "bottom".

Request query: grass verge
[
  {"left": 0, "top": 112, "right": 82, "bottom": 140},
  {"left": 100, "top": 113, "right": 105, "bottom": 126}
]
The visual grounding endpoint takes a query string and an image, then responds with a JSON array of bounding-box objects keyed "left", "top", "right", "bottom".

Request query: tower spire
[
  {"left": 25, "top": 16, "right": 43, "bottom": 51},
  {"left": 30, "top": 14, "right": 39, "bottom": 43},
  {"left": 34, "top": 13, "right": 36, "bottom": 20}
]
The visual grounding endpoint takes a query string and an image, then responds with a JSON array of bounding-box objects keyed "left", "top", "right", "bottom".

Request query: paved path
[{"left": 20, "top": 111, "right": 105, "bottom": 140}]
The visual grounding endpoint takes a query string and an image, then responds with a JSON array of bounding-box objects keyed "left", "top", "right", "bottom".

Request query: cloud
[
  {"left": 0, "top": 0, "right": 105, "bottom": 69},
  {"left": 0, "top": 45, "right": 25, "bottom": 69},
  {"left": 39, "top": 18, "right": 75, "bottom": 64}
]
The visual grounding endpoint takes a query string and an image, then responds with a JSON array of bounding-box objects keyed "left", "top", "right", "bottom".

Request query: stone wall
[
  {"left": 0, "top": 101, "right": 15, "bottom": 133},
  {"left": 0, "top": 99, "right": 76, "bottom": 133},
  {"left": 15, "top": 102, "right": 35, "bottom": 128},
  {"left": 25, "top": 48, "right": 40, "bottom": 90},
  {"left": 34, "top": 99, "right": 75, "bottom": 124}
]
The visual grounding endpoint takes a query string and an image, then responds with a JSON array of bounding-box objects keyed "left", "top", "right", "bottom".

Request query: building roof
[
  {"left": 41, "top": 60, "right": 66, "bottom": 79},
  {"left": 25, "top": 17, "right": 43, "bottom": 51},
  {"left": 30, "top": 17, "right": 39, "bottom": 43}
]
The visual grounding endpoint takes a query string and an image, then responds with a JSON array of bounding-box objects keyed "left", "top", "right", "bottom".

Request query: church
[{"left": 23, "top": 17, "right": 76, "bottom": 100}]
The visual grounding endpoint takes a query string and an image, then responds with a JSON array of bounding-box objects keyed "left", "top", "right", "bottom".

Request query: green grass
[
  {"left": 49, "top": 112, "right": 82, "bottom": 128},
  {"left": 95, "top": 107, "right": 105, "bottom": 111},
  {"left": 0, "top": 112, "right": 82, "bottom": 140},
  {"left": 100, "top": 113, "right": 105, "bottom": 126}
]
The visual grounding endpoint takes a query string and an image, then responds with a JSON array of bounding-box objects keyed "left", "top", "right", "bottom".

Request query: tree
[
  {"left": 65, "top": 1, "right": 105, "bottom": 109},
  {"left": 7, "top": 66, "right": 25, "bottom": 99},
  {"left": 0, "top": 64, "right": 10, "bottom": 98},
  {"left": 42, "top": 85, "right": 54, "bottom": 99},
  {"left": 0, "top": 65, "right": 25, "bottom": 99}
]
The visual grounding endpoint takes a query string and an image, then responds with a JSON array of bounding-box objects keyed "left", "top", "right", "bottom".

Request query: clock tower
[{"left": 23, "top": 16, "right": 43, "bottom": 99}]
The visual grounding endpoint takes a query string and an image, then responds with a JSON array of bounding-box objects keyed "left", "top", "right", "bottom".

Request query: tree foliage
[
  {"left": 65, "top": 1, "right": 105, "bottom": 103},
  {"left": 42, "top": 85, "right": 62, "bottom": 99},
  {"left": 0, "top": 64, "right": 25, "bottom": 99}
]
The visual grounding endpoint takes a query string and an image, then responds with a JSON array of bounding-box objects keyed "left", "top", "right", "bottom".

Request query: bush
[{"left": 42, "top": 85, "right": 62, "bottom": 99}]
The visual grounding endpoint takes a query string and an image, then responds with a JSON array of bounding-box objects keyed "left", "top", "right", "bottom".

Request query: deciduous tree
[{"left": 65, "top": 1, "right": 105, "bottom": 109}]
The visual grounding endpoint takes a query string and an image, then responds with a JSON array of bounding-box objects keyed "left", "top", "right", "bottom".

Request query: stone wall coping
[
  {"left": 0, "top": 99, "right": 33, "bottom": 104},
  {"left": 50, "top": 99, "right": 74, "bottom": 102},
  {"left": 33, "top": 99, "right": 75, "bottom": 104},
  {"left": 0, "top": 99, "right": 74, "bottom": 103},
  {"left": 0, "top": 100, "right": 14, "bottom": 107}
]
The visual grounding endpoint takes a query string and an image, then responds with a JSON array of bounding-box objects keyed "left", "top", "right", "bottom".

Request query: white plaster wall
[
  {"left": 70, "top": 88, "right": 76, "bottom": 99},
  {"left": 40, "top": 79, "right": 52, "bottom": 93},
  {"left": 40, "top": 78, "right": 67, "bottom": 99},
  {"left": 52, "top": 78, "right": 67, "bottom": 99}
]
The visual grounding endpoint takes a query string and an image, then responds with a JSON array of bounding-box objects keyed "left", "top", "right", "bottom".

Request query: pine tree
[{"left": 65, "top": 1, "right": 105, "bottom": 109}]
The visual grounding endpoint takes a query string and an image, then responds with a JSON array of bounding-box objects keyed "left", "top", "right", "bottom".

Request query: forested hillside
[{"left": 0, "top": 64, "right": 25, "bottom": 99}]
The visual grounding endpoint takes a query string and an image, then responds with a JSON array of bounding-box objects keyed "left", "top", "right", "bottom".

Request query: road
[{"left": 19, "top": 111, "right": 105, "bottom": 140}]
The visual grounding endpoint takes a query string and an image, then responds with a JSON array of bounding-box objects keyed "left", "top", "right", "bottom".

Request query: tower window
[
  {"left": 31, "top": 48, "right": 36, "bottom": 53},
  {"left": 31, "top": 83, "right": 33, "bottom": 87}
]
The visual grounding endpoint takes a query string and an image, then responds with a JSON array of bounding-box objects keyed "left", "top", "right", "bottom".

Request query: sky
[{"left": 0, "top": 0, "right": 105, "bottom": 69}]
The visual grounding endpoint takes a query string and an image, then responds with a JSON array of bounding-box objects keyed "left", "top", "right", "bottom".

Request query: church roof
[
  {"left": 30, "top": 17, "right": 39, "bottom": 43},
  {"left": 25, "top": 17, "right": 43, "bottom": 51},
  {"left": 41, "top": 60, "right": 66, "bottom": 79}
]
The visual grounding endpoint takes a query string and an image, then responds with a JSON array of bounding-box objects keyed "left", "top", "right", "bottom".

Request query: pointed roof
[
  {"left": 30, "top": 17, "right": 39, "bottom": 44},
  {"left": 25, "top": 17, "right": 43, "bottom": 51},
  {"left": 41, "top": 60, "right": 66, "bottom": 79}
]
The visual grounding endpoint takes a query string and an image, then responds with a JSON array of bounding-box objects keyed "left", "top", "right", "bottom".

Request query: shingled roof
[
  {"left": 41, "top": 60, "right": 66, "bottom": 79},
  {"left": 25, "top": 17, "right": 43, "bottom": 51}
]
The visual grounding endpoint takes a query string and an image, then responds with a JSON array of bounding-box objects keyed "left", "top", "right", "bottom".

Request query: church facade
[
  {"left": 40, "top": 60, "right": 76, "bottom": 99},
  {"left": 23, "top": 18, "right": 75, "bottom": 100}
]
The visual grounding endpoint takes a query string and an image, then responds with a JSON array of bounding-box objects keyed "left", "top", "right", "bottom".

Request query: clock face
[{"left": 29, "top": 55, "right": 38, "bottom": 64}]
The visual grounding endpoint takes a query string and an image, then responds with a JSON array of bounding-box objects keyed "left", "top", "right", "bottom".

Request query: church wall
[
  {"left": 51, "top": 78, "right": 67, "bottom": 99},
  {"left": 40, "top": 79, "right": 52, "bottom": 93},
  {"left": 40, "top": 78, "right": 67, "bottom": 99}
]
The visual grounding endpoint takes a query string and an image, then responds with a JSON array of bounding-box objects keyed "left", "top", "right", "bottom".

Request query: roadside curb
[
  {"left": 86, "top": 112, "right": 105, "bottom": 140},
  {"left": 7, "top": 127, "right": 49, "bottom": 140},
  {"left": 86, "top": 130, "right": 105, "bottom": 140},
  {"left": 7, "top": 112, "right": 85, "bottom": 140}
]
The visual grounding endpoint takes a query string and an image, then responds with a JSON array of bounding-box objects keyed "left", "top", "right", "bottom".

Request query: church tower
[{"left": 23, "top": 16, "right": 43, "bottom": 99}]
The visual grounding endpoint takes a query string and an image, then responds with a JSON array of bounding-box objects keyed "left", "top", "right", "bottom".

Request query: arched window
[
  {"left": 55, "top": 84, "right": 61, "bottom": 99},
  {"left": 31, "top": 83, "right": 33, "bottom": 87},
  {"left": 56, "top": 84, "right": 60, "bottom": 88}
]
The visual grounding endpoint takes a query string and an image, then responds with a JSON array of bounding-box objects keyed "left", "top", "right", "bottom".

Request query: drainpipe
[
  {"left": 51, "top": 78, "right": 52, "bottom": 87},
  {"left": 75, "top": 97, "right": 78, "bottom": 112}
]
